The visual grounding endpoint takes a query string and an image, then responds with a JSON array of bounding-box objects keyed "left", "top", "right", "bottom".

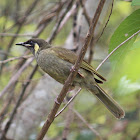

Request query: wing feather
[{"left": 51, "top": 47, "right": 106, "bottom": 81}]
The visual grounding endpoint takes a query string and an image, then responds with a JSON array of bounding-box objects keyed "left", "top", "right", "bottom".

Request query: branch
[
  {"left": 0, "top": 33, "right": 33, "bottom": 37},
  {"left": 0, "top": 55, "right": 32, "bottom": 64},
  {"left": 37, "top": 1, "right": 106, "bottom": 140},
  {"left": 96, "top": 29, "right": 140, "bottom": 71},
  {"left": 97, "top": 0, "right": 114, "bottom": 42}
]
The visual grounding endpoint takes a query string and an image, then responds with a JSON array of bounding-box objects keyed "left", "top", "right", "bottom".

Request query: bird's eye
[{"left": 30, "top": 41, "right": 33, "bottom": 44}]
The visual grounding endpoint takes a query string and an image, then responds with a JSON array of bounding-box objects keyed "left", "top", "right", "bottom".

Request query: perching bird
[{"left": 16, "top": 38, "right": 125, "bottom": 119}]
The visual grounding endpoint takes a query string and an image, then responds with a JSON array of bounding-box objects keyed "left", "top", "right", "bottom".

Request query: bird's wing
[
  {"left": 81, "top": 60, "right": 106, "bottom": 81},
  {"left": 51, "top": 47, "right": 106, "bottom": 81}
]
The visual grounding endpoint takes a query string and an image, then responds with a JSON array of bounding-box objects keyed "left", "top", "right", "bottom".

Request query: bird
[{"left": 16, "top": 38, "right": 125, "bottom": 119}]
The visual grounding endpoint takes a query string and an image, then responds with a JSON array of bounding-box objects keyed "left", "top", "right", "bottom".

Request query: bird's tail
[{"left": 89, "top": 84, "right": 125, "bottom": 119}]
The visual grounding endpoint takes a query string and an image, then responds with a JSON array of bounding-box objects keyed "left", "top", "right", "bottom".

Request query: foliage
[{"left": 109, "top": 9, "right": 140, "bottom": 70}]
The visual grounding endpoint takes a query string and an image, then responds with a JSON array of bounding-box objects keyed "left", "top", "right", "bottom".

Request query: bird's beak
[{"left": 16, "top": 42, "right": 32, "bottom": 47}]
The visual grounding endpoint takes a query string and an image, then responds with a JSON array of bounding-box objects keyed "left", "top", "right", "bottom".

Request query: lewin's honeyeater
[{"left": 16, "top": 38, "right": 125, "bottom": 119}]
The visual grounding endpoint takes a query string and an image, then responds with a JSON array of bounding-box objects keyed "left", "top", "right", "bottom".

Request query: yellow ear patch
[{"left": 34, "top": 43, "right": 39, "bottom": 54}]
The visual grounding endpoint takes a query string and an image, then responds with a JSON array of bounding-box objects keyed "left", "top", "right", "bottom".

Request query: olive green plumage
[{"left": 16, "top": 38, "right": 125, "bottom": 119}]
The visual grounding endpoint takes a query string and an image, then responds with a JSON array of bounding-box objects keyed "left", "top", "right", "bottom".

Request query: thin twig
[
  {"left": 73, "top": 109, "right": 102, "bottom": 140},
  {"left": 88, "top": 0, "right": 114, "bottom": 63},
  {"left": 96, "top": 29, "right": 140, "bottom": 71},
  {"left": 0, "top": 55, "right": 32, "bottom": 64},
  {"left": 55, "top": 88, "right": 81, "bottom": 118},
  {"left": 97, "top": 0, "right": 114, "bottom": 42},
  {"left": 37, "top": 1, "right": 106, "bottom": 140},
  {"left": 0, "top": 33, "right": 33, "bottom": 37}
]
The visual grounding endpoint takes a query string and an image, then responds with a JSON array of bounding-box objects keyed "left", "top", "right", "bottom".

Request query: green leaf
[
  {"left": 109, "top": 9, "right": 140, "bottom": 70},
  {"left": 132, "top": 0, "right": 140, "bottom": 6}
]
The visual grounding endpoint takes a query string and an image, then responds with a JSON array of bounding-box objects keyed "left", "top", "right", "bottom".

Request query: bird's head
[{"left": 16, "top": 38, "right": 51, "bottom": 55}]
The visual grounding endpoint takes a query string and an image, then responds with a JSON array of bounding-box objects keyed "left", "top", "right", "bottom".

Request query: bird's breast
[{"left": 36, "top": 51, "right": 72, "bottom": 84}]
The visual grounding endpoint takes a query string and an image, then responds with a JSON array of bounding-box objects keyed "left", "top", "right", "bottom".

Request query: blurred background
[{"left": 0, "top": 0, "right": 140, "bottom": 140}]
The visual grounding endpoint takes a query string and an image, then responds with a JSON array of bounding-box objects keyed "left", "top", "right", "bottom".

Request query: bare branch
[
  {"left": 0, "top": 55, "right": 32, "bottom": 64},
  {"left": 0, "top": 33, "right": 33, "bottom": 37},
  {"left": 97, "top": 0, "right": 114, "bottom": 42}
]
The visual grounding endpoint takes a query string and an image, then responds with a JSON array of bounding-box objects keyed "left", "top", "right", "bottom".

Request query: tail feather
[{"left": 89, "top": 84, "right": 125, "bottom": 119}]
